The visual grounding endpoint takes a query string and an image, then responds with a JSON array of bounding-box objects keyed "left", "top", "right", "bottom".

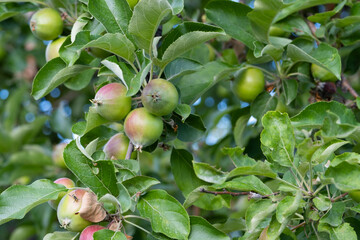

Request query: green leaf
[
  {"left": 261, "top": 111, "right": 295, "bottom": 168},
  {"left": 0, "top": 180, "right": 66, "bottom": 224},
  {"left": 245, "top": 199, "right": 277, "bottom": 233},
  {"left": 171, "top": 61, "right": 230, "bottom": 104},
  {"left": 248, "top": 0, "right": 283, "bottom": 43},
  {"left": 287, "top": 43, "right": 341, "bottom": 80},
  {"left": 193, "top": 162, "right": 228, "bottom": 184},
  {"left": 126, "top": 60, "right": 151, "bottom": 96},
  {"left": 167, "top": 0, "right": 183, "bottom": 14},
  {"left": 221, "top": 147, "right": 256, "bottom": 167},
  {"left": 320, "top": 202, "right": 346, "bottom": 227},
  {"left": 307, "top": 0, "right": 346, "bottom": 24},
  {"left": 233, "top": 110, "right": 251, "bottom": 148},
  {"left": 282, "top": 79, "right": 298, "bottom": 105},
  {"left": 31, "top": 58, "right": 92, "bottom": 100},
  {"left": 216, "top": 175, "right": 273, "bottom": 196},
  {"left": 319, "top": 222, "right": 357, "bottom": 240},
  {"left": 276, "top": 0, "right": 342, "bottom": 22},
  {"left": 174, "top": 114, "right": 206, "bottom": 142},
  {"left": 164, "top": 58, "right": 203, "bottom": 81},
  {"left": 64, "top": 141, "right": 119, "bottom": 197},
  {"left": 228, "top": 161, "right": 277, "bottom": 179},
  {"left": 88, "top": 0, "right": 132, "bottom": 35},
  {"left": 43, "top": 231, "right": 78, "bottom": 240},
  {"left": 170, "top": 149, "right": 207, "bottom": 197},
  {"left": 2, "top": 86, "right": 26, "bottom": 131},
  {"left": 156, "top": 22, "right": 224, "bottom": 68},
  {"left": 310, "top": 139, "right": 349, "bottom": 165},
  {"left": 122, "top": 176, "right": 160, "bottom": 197},
  {"left": 174, "top": 104, "right": 192, "bottom": 122},
  {"left": 313, "top": 194, "right": 332, "bottom": 212},
  {"left": 129, "top": 0, "right": 172, "bottom": 53},
  {"left": 0, "top": 3, "right": 37, "bottom": 22},
  {"left": 189, "top": 216, "right": 230, "bottom": 240},
  {"left": 205, "top": 1, "right": 256, "bottom": 49},
  {"left": 276, "top": 191, "right": 302, "bottom": 223},
  {"left": 183, "top": 186, "right": 231, "bottom": 210},
  {"left": 250, "top": 92, "right": 278, "bottom": 125},
  {"left": 94, "top": 229, "right": 127, "bottom": 240},
  {"left": 138, "top": 189, "right": 190, "bottom": 239}
]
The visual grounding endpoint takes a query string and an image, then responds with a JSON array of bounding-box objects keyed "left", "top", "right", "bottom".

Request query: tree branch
[
  {"left": 331, "top": 192, "right": 348, "bottom": 202},
  {"left": 342, "top": 79, "right": 359, "bottom": 98},
  {"left": 199, "top": 188, "right": 279, "bottom": 199},
  {"left": 291, "top": 221, "right": 306, "bottom": 231}
]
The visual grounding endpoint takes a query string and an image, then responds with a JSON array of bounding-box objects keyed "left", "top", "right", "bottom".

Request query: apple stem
[{"left": 125, "top": 142, "right": 134, "bottom": 160}]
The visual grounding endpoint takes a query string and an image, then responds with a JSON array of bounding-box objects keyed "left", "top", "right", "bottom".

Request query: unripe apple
[
  {"left": 349, "top": 190, "right": 360, "bottom": 203},
  {"left": 93, "top": 83, "right": 132, "bottom": 122},
  {"left": 48, "top": 178, "right": 75, "bottom": 210},
  {"left": 57, "top": 189, "right": 92, "bottom": 232},
  {"left": 45, "top": 37, "right": 66, "bottom": 62},
  {"left": 80, "top": 225, "right": 105, "bottom": 240},
  {"left": 232, "top": 67, "right": 265, "bottom": 102},
  {"left": 124, "top": 108, "right": 163, "bottom": 150},
  {"left": 30, "top": 8, "right": 63, "bottom": 41},
  {"left": 269, "top": 26, "right": 289, "bottom": 38},
  {"left": 52, "top": 143, "right": 68, "bottom": 168},
  {"left": 141, "top": 79, "right": 179, "bottom": 116},
  {"left": 104, "top": 133, "right": 136, "bottom": 159},
  {"left": 311, "top": 63, "right": 338, "bottom": 82}
]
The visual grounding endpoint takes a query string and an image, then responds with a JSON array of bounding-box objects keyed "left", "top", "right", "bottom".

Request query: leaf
[
  {"left": 205, "top": 1, "right": 256, "bottom": 49},
  {"left": 94, "top": 229, "right": 127, "bottom": 240},
  {"left": 319, "top": 222, "right": 357, "bottom": 240},
  {"left": 128, "top": 0, "right": 172, "bottom": 53},
  {"left": 76, "top": 106, "right": 110, "bottom": 136},
  {"left": 170, "top": 149, "right": 207, "bottom": 197},
  {"left": 282, "top": 79, "right": 298, "bottom": 105},
  {"left": 138, "top": 189, "right": 190, "bottom": 239},
  {"left": 174, "top": 114, "right": 206, "bottom": 142},
  {"left": 320, "top": 202, "right": 346, "bottom": 227},
  {"left": 167, "top": 0, "right": 183, "bottom": 14},
  {"left": 193, "top": 162, "right": 228, "bottom": 184},
  {"left": 0, "top": 3, "right": 37, "bottom": 22},
  {"left": 310, "top": 139, "right": 348, "bottom": 165},
  {"left": 221, "top": 147, "right": 256, "bottom": 167},
  {"left": 126, "top": 60, "right": 151, "bottom": 96},
  {"left": 188, "top": 216, "right": 230, "bottom": 240},
  {"left": 216, "top": 175, "right": 273, "bottom": 196},
  {"left": 245, "top": 199, "right": 277, "bottom": 233},
  {"left": 116, "top": 183, "right": 132, "bottom": 213},
  {"left": 174, "top": 104, "right": 192, "bottom": 122},
  {"left": 43, "top": 231, "right": 78, "bottom": 240},
  {"left": 250, "top": 92, "right": 278, "bottom": 125},
  {"left": 88, "top": 0, "right": 132, "bottom": 35},
  {"left": 79, "top": 191, "right": 106, "bottom": 222},
  {"left": 156, "top": 22, "right": 224, "bottom": 68},
  {"left": 287, "top": 43, "right": 341, "bottom": 80},
  {"left": 228, "top": 161, "right": 277, "bottom": 179},
  {"left": 307, "top": 0, "right": 346, "bottom": 24},
  {"left": 261, "top": 111, "right": 295, "bottom": 168},
  {"left": 233, "top": 111, "right": 251, "bottom": 148},
  {"left": 31, "top": 58, "right": 92, "bottom": 100},
  {"left": 2, "top": 86, "right": 26, "bottom": 131},
  {"left": 122, "top": 176, "right": 160, "bottom": 197},
  {"left": 171, "top": 61, "right": 230, "bottom": 104},
  {"left": 164, "top": 58, "right": 203, "bottom": 81},
  {"left": 71, "top": 13, "right": 91, "bottom": 42},
  {"left": 0, "top": 180, "right": 66, "bottom": 224},
  {"left": 64, "top": 141, "right": 119, "bottom": 197},
  {"left": 247, "top": 0, "right": 284, "bottom": 43},
  {"left": 276, "top": 191, "right": 302, "bottom": 223},
  {"left": 313, "top": 194, "right": 332, "bottom": 212}
]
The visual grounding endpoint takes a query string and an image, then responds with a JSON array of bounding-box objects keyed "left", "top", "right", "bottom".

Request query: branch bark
[{"left": 199, "top": 188, "right": 279, "bottom": 199}]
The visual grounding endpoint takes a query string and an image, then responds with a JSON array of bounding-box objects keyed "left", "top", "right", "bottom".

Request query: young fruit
[
  {"left": 93, "top": 83, "right": 131, "bottom": 122},
  {"left": 124, "top": 108, "right": 163, "bottom": 150},
  {"left": 80, "top": 225, "right": 105, "bottom": 240},
  {"left": 232, "top": 67, "right": 265, "bottom": 102},
  {"left": 141, "top": 79, "right": 179, "bottom": 116},
  {"left": 48, "top": 178, "right": 75, "bottom": 210},
  {"left": 30, "top": 8, "right": 63, "bottom": 41},
  {"left": 311, "top": 64, "right": 338, "bottom": 82},
  {"left": 57, "top": 189, "right": 92, "bottom": 232},
  {"left": 45, "top": 37, "right": 66, "bottom": 62},
  {"left": 104, "top": 133, "right": 136, "bottom": 159},
  {"left": 52, "top": 143, "right": 68, "bottom": 168},
  {"left": 349, "top": 190, "right": 360, "bottom": 202},
  {"left": 269, "top": 25, "right": 289, "bottom": 37}
]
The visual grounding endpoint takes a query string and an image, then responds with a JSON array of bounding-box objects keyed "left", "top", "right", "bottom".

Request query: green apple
[
  {"left": 232, "top": 67, "right": 265, "bottom": 102},
  {"left": 311, "top": 63, "right": 338, "bottom": 82},
  {"left": 45, "top": 37, "right": 66, "bottom": 62},
  {"left": 30, "top": 8, "right": 63, "bottom": 41}
]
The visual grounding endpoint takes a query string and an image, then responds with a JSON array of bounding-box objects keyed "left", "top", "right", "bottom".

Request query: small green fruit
[
  {"left": 232, "top": 67, "right": 265, "bottom": 102},
  {"left": 349, "top": 190, "right": 360, "bottom": 203},
  {"left": 52, "top": 143, "right": 68, "bottom": 168},
  {"left": 311, "top": 63, "right": 338, "bottom": 82},
  {"left": 269, "top": 25, "right": 289, "bottom": 37},
  {"left": 124, "top": 108, "right": 163, "bottom": 150},
  {"left": 104, "top": 133, "right": 136, "bottom": 159},
  {"left": 30, "top": 8, "right": 63, "bottom": 41},
  {"left": 141, "top": 79, "right": 179, "bottom": 116},
  {"left": 93, "top": 83, "right": 132, "bottom": 122},
  {"left": 45, "top": 37, "right": 66, "bottom": 62},
  {"left": 57, "top": 189, "right": 92, "bottom": 232},
  {"left": 48, "top": 178, "right": 75, "bottom": 210}
]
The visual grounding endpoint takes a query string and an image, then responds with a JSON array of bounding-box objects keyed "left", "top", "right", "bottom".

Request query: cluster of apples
[{"left": 94, "top": 79, "right": 179, "bottom": 154}]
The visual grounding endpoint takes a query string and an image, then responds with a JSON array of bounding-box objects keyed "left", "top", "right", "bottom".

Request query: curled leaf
[{"left": 79, "top": 191, "right": 106, "bottom": 222}]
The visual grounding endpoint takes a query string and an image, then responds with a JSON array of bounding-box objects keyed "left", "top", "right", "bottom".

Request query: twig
[
  {"left": 125, "top": 142, "right": 134, "bottom": 160},
  {"left": 199, "top": 188, "right": 279, "bottom": 199},
  {"left": 306, "top": 20, "right": 320, "bottom": 44},
  {"left": 331, "top": 192, "right": 348, "bottom": 202},
  {"left": 342, "top": 79, "right": 359, "bottom": 98},
  {"left": 291, "top": 221, "right": 306, "bottom": 231}
]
